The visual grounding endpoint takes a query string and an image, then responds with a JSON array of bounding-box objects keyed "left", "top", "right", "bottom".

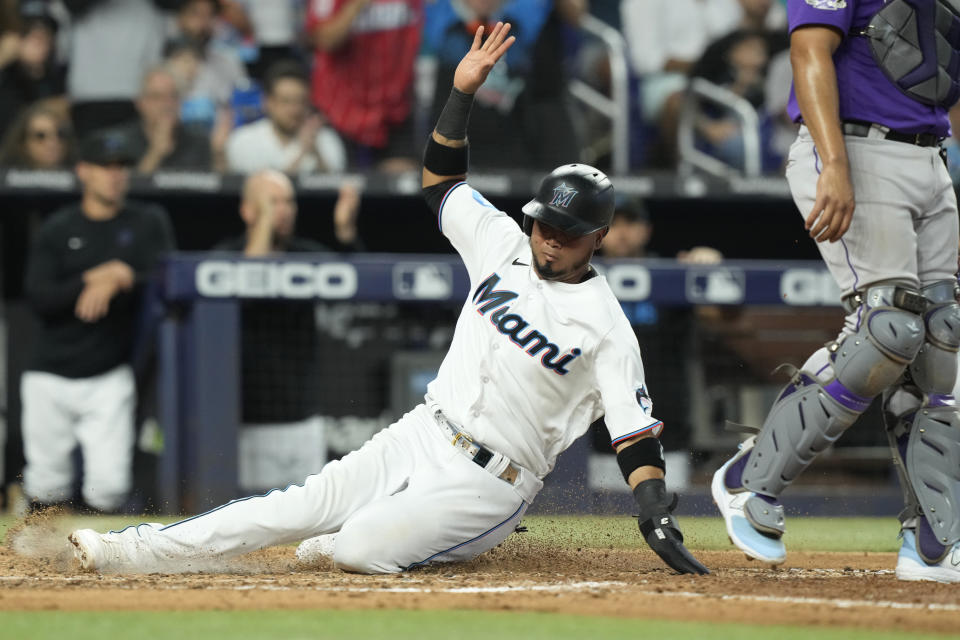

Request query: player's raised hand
[
  {"left": 806, "top": 162, "right": 855, "bottom": 243},
  {"left": 453, "top": 22, "right": 516, "bottom": 95}
]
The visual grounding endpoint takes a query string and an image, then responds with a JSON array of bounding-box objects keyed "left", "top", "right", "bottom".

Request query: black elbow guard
[
  {"left": 616, "top": 437, "right": 665, "bottom": 482},
  {"left": 423, "top": 136, "right": 468, "bottom": 177}
]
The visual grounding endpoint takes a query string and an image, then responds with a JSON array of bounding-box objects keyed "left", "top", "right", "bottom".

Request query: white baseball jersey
[{"left": 428, "top": 182, "right": 663, "bottom": 478}]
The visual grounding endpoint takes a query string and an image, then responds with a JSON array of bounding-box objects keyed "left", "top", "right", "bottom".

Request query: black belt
[
  {"left": 433, "top": 410, "right": 520, "bottom": 484},
  {"left": 842, "top": 120, "right": 942, "bottom": 147}
]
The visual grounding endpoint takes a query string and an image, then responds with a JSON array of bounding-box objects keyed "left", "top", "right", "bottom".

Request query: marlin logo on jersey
[
  {"left": 635, "top": 385, "right": 652, "bottom": 412},
  {"left": 549, "top": 183, "right": 578, "bottom": 209},
  {"left": 473, "top": 273, "right": 582, "bottom": 375}
]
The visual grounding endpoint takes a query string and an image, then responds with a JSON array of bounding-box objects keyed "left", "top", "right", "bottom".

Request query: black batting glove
[{"left": 633, "top": 478, "right": 709, "bottom": 575}]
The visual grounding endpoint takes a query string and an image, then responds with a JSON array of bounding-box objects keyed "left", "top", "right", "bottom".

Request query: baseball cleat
[
  {"left": 712, "top": 438, "right": 786, "bottom": 565},
  {"left": 68, "top": 529, "right": 105, "bottom": 570},
  {"left": 295, "top": 533, "right": 337, "bottom": 564},
  {"left": 896, "top": 529, "right": 960, "bottom": 583},
  {"left": 69, "top": 524, "right": 165, "bottom": 573}
]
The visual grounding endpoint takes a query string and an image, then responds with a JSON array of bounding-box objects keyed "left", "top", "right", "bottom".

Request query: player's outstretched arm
[
  {"left": 616, "top": 436, "right": 710, "bottom": 575},
  {"left": 422, "top": 22, "right": 515, "bottom": 191}
]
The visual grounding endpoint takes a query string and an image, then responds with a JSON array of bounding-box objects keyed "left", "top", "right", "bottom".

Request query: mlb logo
[
  {"left": 685, "top": 268, "right": 746, "bottom": 304},
  {"left": 393, "top": 263, "right": 453, "bottom": 300},
  {"left": 549, "top": 183, "right": 578, "bottom": 209}
]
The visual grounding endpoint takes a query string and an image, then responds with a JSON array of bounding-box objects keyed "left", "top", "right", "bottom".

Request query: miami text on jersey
[{"left": 473, "top": 273, "right": 582, "bottom": 375}]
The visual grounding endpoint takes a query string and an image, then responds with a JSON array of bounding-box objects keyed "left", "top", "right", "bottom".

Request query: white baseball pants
[
  {"left": 122, "top": 403, "right": 542, "bottom": 573},
  {"left": 21, "top": 365, "right": 135, "bottom": 511}
]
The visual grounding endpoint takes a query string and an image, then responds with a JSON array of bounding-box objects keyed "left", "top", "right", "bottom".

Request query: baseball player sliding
[
  {"left": 67, "top": 24, "right": 707, "bottom": 576},
  {"left": 713, "top": 0, "right": 960, "bottom": 582}
]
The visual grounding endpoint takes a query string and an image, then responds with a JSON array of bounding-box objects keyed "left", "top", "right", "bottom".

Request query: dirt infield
[{"left": 3, "top": 523, "right": 960, "bottom": 635}]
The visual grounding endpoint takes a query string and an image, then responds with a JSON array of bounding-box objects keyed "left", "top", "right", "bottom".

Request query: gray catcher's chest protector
[{"left": 857, "top": 0, "right": 960, "bottom": 108}]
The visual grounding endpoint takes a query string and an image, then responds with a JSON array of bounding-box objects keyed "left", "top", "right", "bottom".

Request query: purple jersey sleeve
[{"left": 787, "top": 0, "right": 854, "bottom": 35}]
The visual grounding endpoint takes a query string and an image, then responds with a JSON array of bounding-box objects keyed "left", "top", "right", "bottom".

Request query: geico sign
[
  {"left": 779, "top": 269, "right": 841, "bottom": 306},
  {"left": 195, "top": 260, "right": 358, "bottom": 299},
  {"left": 598, "top": 264, "right": 652, "bottom": 301}
]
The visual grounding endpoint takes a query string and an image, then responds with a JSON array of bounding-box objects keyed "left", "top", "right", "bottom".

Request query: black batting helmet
[{"left": 522, "top": 164, "right": 615, "bottom": 236}]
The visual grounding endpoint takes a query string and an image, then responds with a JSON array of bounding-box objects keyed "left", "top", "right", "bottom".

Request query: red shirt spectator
[{"left": 307, "top": 0, "right": 422, "bottom": 149}]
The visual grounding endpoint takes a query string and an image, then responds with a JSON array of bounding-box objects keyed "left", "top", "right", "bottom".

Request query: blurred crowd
[{"left": 0, "top": 0, "right": 809, "bottom": 177}]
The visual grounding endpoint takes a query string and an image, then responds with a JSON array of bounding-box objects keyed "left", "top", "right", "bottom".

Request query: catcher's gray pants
[{"left": 786, "top": 125, "right": 958, "bottom": 331}]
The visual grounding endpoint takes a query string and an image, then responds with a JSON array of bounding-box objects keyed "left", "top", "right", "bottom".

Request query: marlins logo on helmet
[{"left": 549, "top": 183, "right": 578, "bottom": 209}]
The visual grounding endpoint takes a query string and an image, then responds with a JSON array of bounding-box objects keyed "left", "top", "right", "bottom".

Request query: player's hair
[{"left": 263, "top": 61, "right": 310, "bottom": 97}]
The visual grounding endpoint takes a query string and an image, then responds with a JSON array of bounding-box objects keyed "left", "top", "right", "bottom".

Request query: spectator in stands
[
  {"left": 0, "top": 1, "right": 66, "bottom": 142},
  {"left": 225, "top": 169, "right": 361, "bottom": 259},
  {"left": 601, "top": 195, "right": 723, "bottom": 263},
  {"left": 705, "top": 0, "right": 786, "bottom": 38},
  {"left": 601, "top": 196, "right": 654, "bottom": 258},
  {"left": 527, "top": 0, "right": 586, "bottom": 169},
  {"left": 215, "top": 169, "right": 361, "bottom": 490},
  {"left": 220, "top": 169, "right": 360, "bottom": 254},
  {"left": 619, "top": 0, "right": 786, "bottom": 169},
  {"left": 225, "top": 0, "right": 305, "bottom": 81},
  {"left": 0, "top": 101, "right": 74, "bottom": 169},
  {"left": 688, "top": 31, "right": 771, "bottom": 170},
  {"left": 687, "top": 0, "right": 788, "bottom": 171},
  {"left": 307, "top": 0, "right": 422, "bottom": 170},
  {"left": 21, "top": 129, "right": 175, "bottom": 512},
  {"left": 620, "top": 0, "right": 711, "bottom": 167},
  {"left": 226, "top": 61, "right": 346, "bottom": 175},
  {"left": 108, "top": 66, "right": 225, "bottom": 173},
  {"left": 64, "top": 0, "right": 176, "bottom": 137},
  {"left": 171, "top": 0, "right": 251, "bottom": 126}
]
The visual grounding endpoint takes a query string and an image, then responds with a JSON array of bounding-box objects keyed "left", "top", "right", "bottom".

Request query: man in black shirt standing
[
  {"left": 22, "top": 129, "right": 175, "bottom": 512},
  {"left": 215, "top": 169, "right": 360, "bottom": 491}
]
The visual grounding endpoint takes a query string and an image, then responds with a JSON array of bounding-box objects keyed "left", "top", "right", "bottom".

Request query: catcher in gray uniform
[{"left": 713, "top": 0, "right": 960, "bottom": 582}]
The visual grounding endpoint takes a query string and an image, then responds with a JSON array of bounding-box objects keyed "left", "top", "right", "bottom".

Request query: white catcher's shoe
[
  {"left": 711, "top": 437, "right": 787, "bottom": 564},
  {"left": 68, "top": 524, "right": 164, "bottom": 572},
  {"left": 295, "top": 533, "right": 337, "bottom": 564},
  {"left": 896, "top": 529, "right": 960, "bottom": 583}
]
